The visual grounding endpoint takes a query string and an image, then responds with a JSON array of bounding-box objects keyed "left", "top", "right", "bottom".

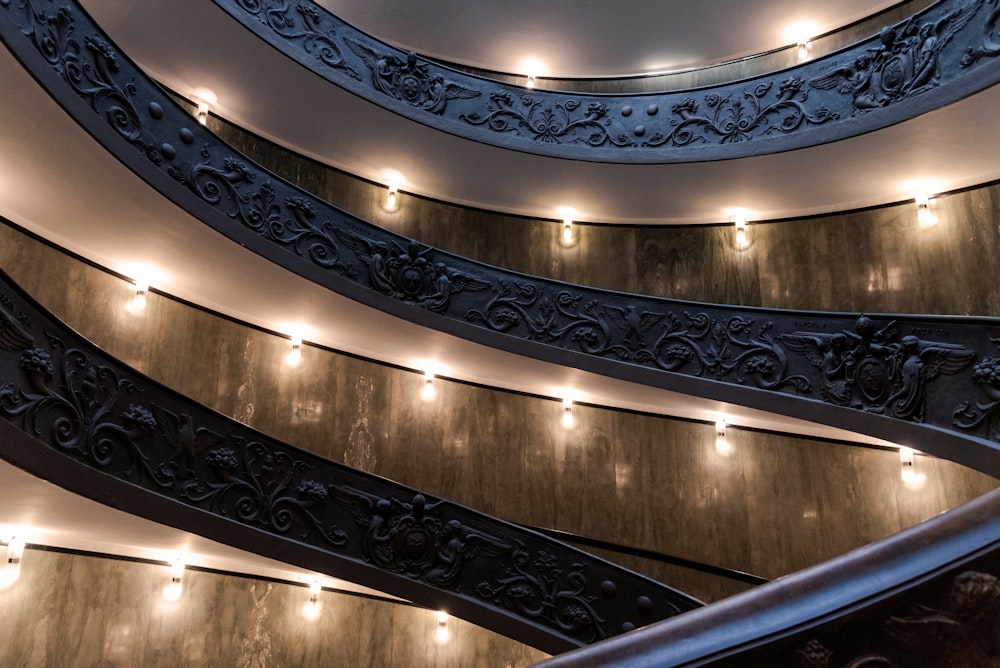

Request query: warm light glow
[
  {"left": 732, "top": 214, "right": 750, "bottom": 249},
  {"left": 561, "top": 397, "right": 575, "bottom": 429},
  {"left": 915, "top": 192, "right": 937, "bottom": 227},
  {"left": 286, "top": 336, "right": 303, "bottom": 368},
  {"left": 162, "top": 557, "right": 184, "bottom": 601},
  {"left": 899, "top": 447, "right": 927, "bottom": 487},
  {"left": 303, "top": 579, "right": 322, "bottom": 620},
  {"left": 421, "top": 370, "right": 437, "bottom": 401},
  {"left": 520, "top": 58, "right": 545, "bottom": 87},
  {"left": 783, "top": 21, "right": 821, "bottom": 50},
  {"left": 435, "top": 611, "right": 450, "bottom": 644},
  {"left": 385, "top": 184, "right": 399, "bottom": 212},
  {"left": 557, "top": 206, "right": 578, "bottom": 246},
  {"left": 715, "top": 419, "right": 732, "bottom": 456},
  {"left": 196, "top": 101, "right": 209, "bottom": 125},
  {"left": 797, "top": 41, "right": 810, "bottom": 61},
  {"left": 125, "top": 281, "right": 149, "bottom": 313},
  {"left": 1, "top": 536, "right": 25, "bottom": 588},
  {"left": 380, "top": 171, "right": 406, "bottom": 212}
]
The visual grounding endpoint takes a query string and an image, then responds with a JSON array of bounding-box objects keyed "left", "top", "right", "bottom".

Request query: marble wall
[
  {"left": 214, "top": 119, "right": 1000, "bottom": 317},
  {"left": 0, "top": 548, "right": 547, "bottom": 667},
  {"left": 1, "top": 222, "right": 996, "bottom": 611}
]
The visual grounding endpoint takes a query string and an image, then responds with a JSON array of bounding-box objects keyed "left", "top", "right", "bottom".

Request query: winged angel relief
[
  {"left": 782, "top": 316, "right": 975, "bottom": 421},
  {"left": 344, "top": 39, "right": 480, "bottom": 113},
  {"left": 809, "top": 0, "right": 984, "bottom": 113}
]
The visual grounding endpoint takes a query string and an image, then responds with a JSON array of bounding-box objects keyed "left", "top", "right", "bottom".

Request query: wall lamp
[
  {"left": 732, "top": 215, "right": 750, "bottom": 249},
  {"left": 715, "top": 419, "right": 732, "bottom": 456},
  {"left": 421, "top": 369, "right": 437, "bottom": 401},
  {"left": 915, "top": 192, "right": 937, "bottom": 227},
  {"left": 195, "top": 101, "right": 210, "bottom": 126},
  {"left": 1, "top": 536, "right": 25, "bottom": 588},
  {"left": 435, "top": 610, "right": 450, "bottom": 644},
  {"left": 385, "top": 184, "right": 400, "bottom": 212},
  {"left": 899, "top": 446, "right": 926, "bottom": 487},
  {"left": 797, "top": 40, "right": 810, "bottom": 61},
  {"left": 125, "top": 280, "right": 149, "bottom": 313},
  {"left": 561, "top": 397, "right": 575, "bottom": 429},
  {"left": 557, "top": 206, "right": 578, "bottom": 247},
  {"left": 286, "top": 336, "right": 303, "bottom": 368},
  {"left": 303, "top": 578, "right": 322, "bottom": 620},
  {"left": 162, "top": 557, "right": 185, "bottom": 601}
]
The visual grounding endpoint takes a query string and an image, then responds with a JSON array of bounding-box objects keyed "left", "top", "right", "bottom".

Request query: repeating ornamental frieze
[
  {"left": 8, "top": 0, "right": 1000, "bottom": 455},
  {"left": 809, "top": 0, "right": 984, "bottom": 114},
  {"left": 0, "top": 280, "right": 702, "bottom": 650},
  {"left": 208, "top": 0, "right": 1000, "bottom": 162}
]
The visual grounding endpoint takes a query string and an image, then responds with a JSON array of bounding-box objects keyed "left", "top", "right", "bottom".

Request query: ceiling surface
[
  {"left": 76, "top": 0, "right": 1000, "bottom": 225},
  {"left": 320, "top": 0, "right": 902, "bottom": 76}
]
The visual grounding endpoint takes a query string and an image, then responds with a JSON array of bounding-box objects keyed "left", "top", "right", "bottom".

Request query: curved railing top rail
[
  {"left": 4, "top": 0, "right": 1000, "bottom": 480},
  {"left": 0, "top": 266, "right": 702, "bottom": 654},
  {"left": 209, "top": 0, "right": 1000, "bottom": 163},
  {"left": 533, "top": 484, "right": 1000, "bottom": 666}
]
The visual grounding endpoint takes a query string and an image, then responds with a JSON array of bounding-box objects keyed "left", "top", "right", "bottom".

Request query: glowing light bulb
[
  {"left": 125, "top": 281, "right": 149, "bottom": 313},
  {"left": 733, "top": 215, "right": 750, "bottom": 249},
  {"left": 421, "top": 370, "right": 437, "bottom": 401},
  {"left": 286, "top": 336, "right": 303, "bottom": 367},
  {"left": 196, "top": 101, "right": 209, "bottom": 125},
  {"left": 715, "top": 419, "right": 732, "bottom": 456},
  {"left": 1, "top": 536, "right": 25, "bottom": 588},
  {"left": 561, "top": 397, "right": 575, "bottom": 429},
  {"left": 162, "top": 557, "right": 184, "bottom": 601},
  {"left": 303, "top": 579, "right": 322, "bottom": 619},
  {"left": 915, "top": 192, "right": 936, "bottom": 227}
]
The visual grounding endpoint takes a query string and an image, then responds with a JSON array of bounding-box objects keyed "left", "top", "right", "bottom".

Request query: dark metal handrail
[
  {"left": 210, "top": 0, "right": 1000, "bottom": 163},
  {"left": 532, "top": 486, "right": 1000, "bottom": 666}
]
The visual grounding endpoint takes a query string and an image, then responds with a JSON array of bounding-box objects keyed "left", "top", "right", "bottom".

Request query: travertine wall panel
[{"left": 0, "top": 549, "right": 547, "bottom": 667}]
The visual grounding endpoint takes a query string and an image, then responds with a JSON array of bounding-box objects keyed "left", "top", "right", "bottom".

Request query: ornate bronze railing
[
  {"left": 210, "top": 0, "right": 1000, "bottom": 163},
  {"left": 533, "top": 485, "right": 1000, "bottom": 667},
  {"left": 0, "top": 266, "right": 702, "bottom": 653},
  {"left": 4, "top": 0, "right": 1000, "bottom": 477}
]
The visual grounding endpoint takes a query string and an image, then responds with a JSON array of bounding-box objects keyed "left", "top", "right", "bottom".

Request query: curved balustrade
[
  {"left": 4, "top": 0, "right": 1000, "bottom": 477},
  {"left": 534, "top": 485, "right": 1000, "bottom": 667},
  {"left": 209, "top": 0, "right": 1000, "bottom": 163},
  {"left": 0, "top": 267, "right": 702, "bottom": 653}
]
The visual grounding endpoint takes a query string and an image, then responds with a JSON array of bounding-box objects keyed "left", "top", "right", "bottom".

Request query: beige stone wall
[
  {"left": 0, "top": 548, "right": 547, "bottom": 667},
  {"left": 1, "top": 221, "right": 996, "bottom": 610}
]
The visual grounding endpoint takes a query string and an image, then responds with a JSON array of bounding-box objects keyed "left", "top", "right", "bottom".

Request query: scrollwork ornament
[
  {"left": 462, "top": 91, "right": 634, "bottom": 147},
  {"left": 962, "top": 0, "right": 1000, "bottom": 66},
  {"left": 182, "top": 437, "right": 348, "bottom": 546},
  {"left": 476, "top": 549, "right": 608, "bottom": 643},
  {"left": 644, "top": 77, "right": 838, "bottom": 147},
  {"left": 234, "top": 0, "right": 361, "bottom": 80}
]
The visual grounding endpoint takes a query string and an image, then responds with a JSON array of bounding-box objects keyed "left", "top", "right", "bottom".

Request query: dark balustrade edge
[
  {"left": 4, "top": 0, "right": 1000, "bottom": 480},
  {"left": 523, "top": 526, "right": 770, "bottom": 587},
  {"left": 0, "top": 266, "right": 702, "bottom": 653},
  {"left": 531, "top": 486, "right": 1000, "bottom": 667},
  {"left": 209, "top": 0, "right": 1000, "bottom": 163}
]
